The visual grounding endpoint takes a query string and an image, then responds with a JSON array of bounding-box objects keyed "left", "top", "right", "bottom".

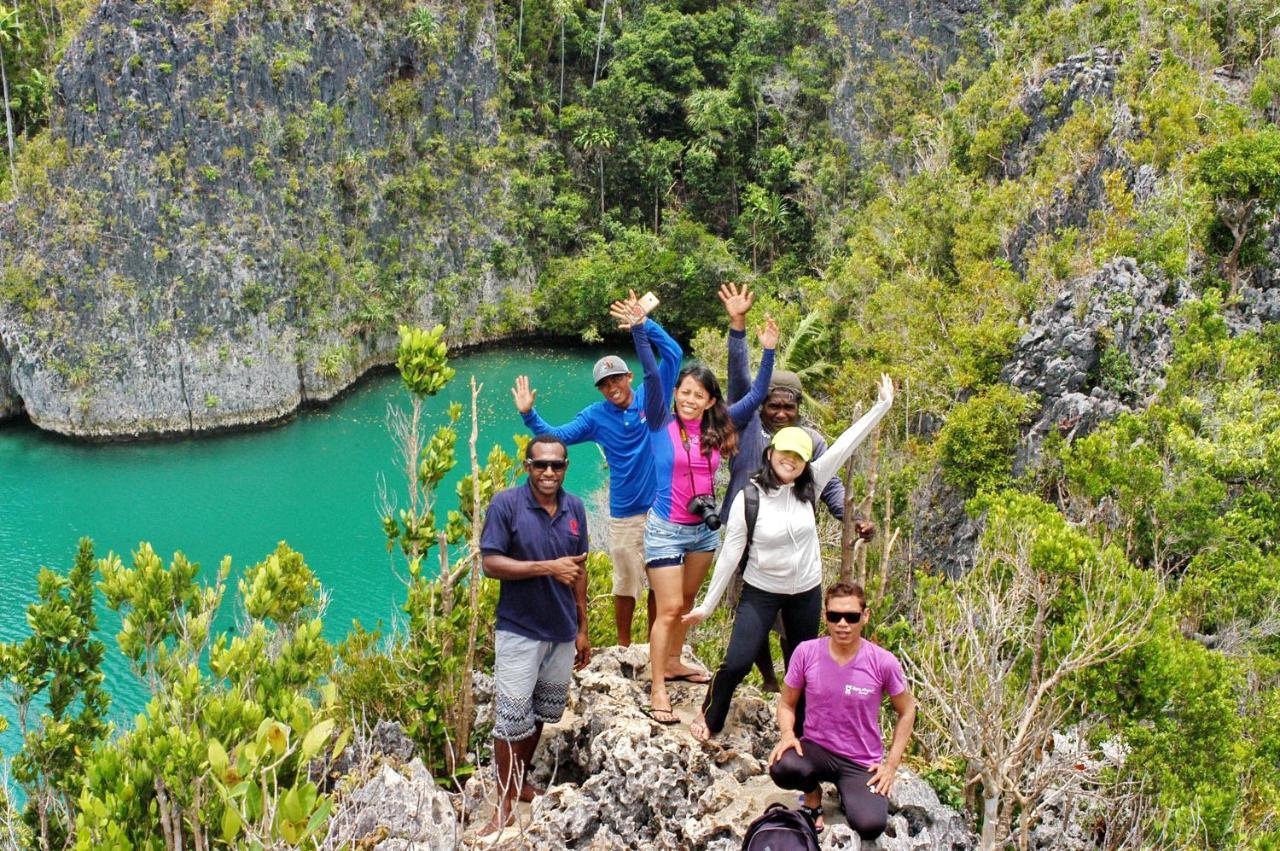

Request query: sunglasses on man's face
[
  {"left": 528, "top": 459, "right": 568, "bottom": 472},
  {"left": 825, "top": 609, "right": 863, "bottom": 624}
]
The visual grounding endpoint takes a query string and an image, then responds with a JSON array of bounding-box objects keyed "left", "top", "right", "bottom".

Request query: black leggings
[
  {"left": 701, "top": 582, "right": 821, "bottom": 735},
  {"left": 770, "top": 738, "right": 889, "bottom": 840}
]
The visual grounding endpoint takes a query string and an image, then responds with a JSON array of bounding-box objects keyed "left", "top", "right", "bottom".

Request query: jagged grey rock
[
  {"left": 0, "top": 1, "right": 516, "bottom": 438},
  {"left": 1012, "top": 49, "right": 1122, "bottom": 175},
  {"left": 908, "top": 469, "right": 984, "bottom": 579},
  {"left": 0, "top": 339, "right": 21, "bottom": 420},
  {"left": 467, "top": 645, "right": 975, "bottom": 850},
  {"left": 1236, "top": 222, "right": 1280, "bottom": 328},
  {"left": 324, "top": 758, "right": 458, "bottom": 851},
  {"left": 828, "top": 0, "right": 988, "bottom": 161},
  {"left": 1005, "top": 49, "right": 1130, "bottom": 272},
  {"left": 1001, "top": 257, "right": 1189, "bottom": 469}
]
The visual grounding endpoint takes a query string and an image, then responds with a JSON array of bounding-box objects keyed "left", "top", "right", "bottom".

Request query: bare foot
[
  {"left": 477, "top": 807, "right": 515, "bottom": 837},
  {"left": 518, "top": 781, "right": 544, "bottom": 802},
  {"left": 665, "top": 662, "right": 712, "bottom": 683},
  {"left": 689, "top": 714, "right": 713, "bottom": 743}
]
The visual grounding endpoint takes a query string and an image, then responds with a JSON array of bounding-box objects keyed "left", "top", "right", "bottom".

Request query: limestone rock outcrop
[
  {"left": 332, "top": 647, "right": 975, "bottom": 848},
  {"left": 1004, "top": 49, "right": 1129, "bottom": 273},
  {"left": 0, "top": 1, "right": 515, "bottom": 437},
  {"left": 464, "top": 645, "right": 975, "bottom": 850},
  {"left": 0, "top": 341, "right": 21, "bottom": 420},
  {"left": 1001, "top": 257, "right": 1189, "bottom": 468},
  {"left": 324, "top": 758, "right": 459, "bottom": 851},
  {"left": 828, "top": 0, "right": 987, "bottom": 162}
]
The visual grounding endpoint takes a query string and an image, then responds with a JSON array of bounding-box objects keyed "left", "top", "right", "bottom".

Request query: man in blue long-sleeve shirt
[{"left": 512, "top": 300, "right": 683, "bottom": 645}]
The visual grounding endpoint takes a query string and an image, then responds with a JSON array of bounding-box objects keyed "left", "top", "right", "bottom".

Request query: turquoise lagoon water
[{"left": 0, "top": 343, "right": 612, "bottom": 755}]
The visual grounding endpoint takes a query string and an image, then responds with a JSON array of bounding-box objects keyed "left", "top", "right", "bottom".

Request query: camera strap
[
  {"left": 735, "top": 485, "right": 759, "bottom": 576},
  {"left": 678, "top": 421, "right": 713, "bottom": 503}
]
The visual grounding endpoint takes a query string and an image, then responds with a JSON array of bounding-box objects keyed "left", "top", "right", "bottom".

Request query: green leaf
[
  {"left": 221, "top": 805, "right": 242, "bottom": 844},
  {"left": 208, "top": 739, "right": 228, "bottom": 777},
  {"left": 281, "top": 784, "right": 305, "bottom": 823},
  {"left": 331, "top": 726, "right": 351, "bottom": 763},
  {"left": 301, "top": 718, "right": 335, "bottom": 761},
  {"left": 304, "top": 795, "right": 333, "bottom": 837}
]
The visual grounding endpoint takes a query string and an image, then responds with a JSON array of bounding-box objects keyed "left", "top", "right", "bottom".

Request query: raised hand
[
  {"left": 877, "top": 373, "right": 895, "bottom": 407},
  {"left": 759, "top": 314, "right": 779, "bottom": 350},
  {"left": 718, "top": 282, "right": 754, "bottom": 331},
  {"left": 512, "top": 375, "right": 537, "bottom": 414},
  {"left": 609, "top": 289, "right": 646, "bottom": 330}
]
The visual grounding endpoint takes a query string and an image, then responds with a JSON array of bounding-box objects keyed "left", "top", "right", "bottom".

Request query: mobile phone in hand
[{"left": 639, "top": 291, "right": 660, "bottom": 314}]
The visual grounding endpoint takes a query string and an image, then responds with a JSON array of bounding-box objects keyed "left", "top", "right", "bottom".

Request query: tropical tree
[
  {"left": 373, "top": 325, "right": 518, "bottom": 778},
  {"left": 903, "top": 493, "right": 1160, "bottom": 850},
  {"left": 0, "top": 539, "right": 109, "bottom": 850},
  {"left": 552, "top": 0, "right": 574, "bottom": 117},
  {"left": 740, "top": 183, "right": 789, "bottom": 270},
  {"left": 0, "top": 4, "right": 23, "bottom": 192},
  {"left": 574, "top": 121, "right": 616, "bottom": 217},
  {"left": 591, "top": 0, "right": 607, "bottom": 86},
  {"left": 1195, "top": 128, "right": 1280, "bottom": 294}
]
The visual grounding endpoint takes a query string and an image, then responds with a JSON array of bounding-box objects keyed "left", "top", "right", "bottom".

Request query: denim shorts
[{"left": 644, "top": 512, "right": 720, "bottom": 568}]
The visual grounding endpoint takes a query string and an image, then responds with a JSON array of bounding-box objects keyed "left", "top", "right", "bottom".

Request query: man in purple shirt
[
  {"left": 479, "top": 435, "right": 591, "bottom": 835},
  {"left": 768, "top": 581, "right": 916, "bottom": 839}
]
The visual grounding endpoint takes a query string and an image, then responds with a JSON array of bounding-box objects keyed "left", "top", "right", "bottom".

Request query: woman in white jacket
[{"left": 682, "top": 374, "right": 894, "bottom": 741}]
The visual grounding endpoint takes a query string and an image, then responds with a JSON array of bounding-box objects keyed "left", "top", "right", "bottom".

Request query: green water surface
[{"left": 0, "top": 343, "right": 613, "bottom": 754}]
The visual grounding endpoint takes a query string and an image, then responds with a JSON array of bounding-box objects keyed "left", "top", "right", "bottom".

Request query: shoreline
[{"left": 0, "top": 329, "right": 626, "bottom": 445}]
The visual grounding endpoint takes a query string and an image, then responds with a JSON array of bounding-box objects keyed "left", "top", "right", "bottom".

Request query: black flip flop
[
  {"left": 642, "top": 704, "right": 680, "bottom": 725},
  {"left": 664, "top": 670, "right": 712, "bottom": 684}
]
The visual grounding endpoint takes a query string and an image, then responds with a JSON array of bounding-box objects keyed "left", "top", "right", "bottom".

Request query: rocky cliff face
[
  {"left": 0, "top": 0, "right": 516, "bottom": 438},
  {"left": 828, "top": 0, "right": 986, "bottom": 162},
  {"left": 1001, "top": 257, "right": 1190, "bottom": 470},
  {"left": 913, "top": 250, "right": 1278, "bottom": 577},
  {"left": 0, "top": 339, "right": 21, "bottom": 419}
]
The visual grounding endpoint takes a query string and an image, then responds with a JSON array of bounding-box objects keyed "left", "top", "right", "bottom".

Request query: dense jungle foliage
[{"left": 2, "top": 0, "right": 1279, "bottom": 847}]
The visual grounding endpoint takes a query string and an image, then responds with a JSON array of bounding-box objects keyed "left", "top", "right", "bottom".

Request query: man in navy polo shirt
[
  {"left": 479, "top": 434, "right": 590, "bottom": 835},
  {"left": 512, "top": 297, "right": 682, "bottom": 646}
]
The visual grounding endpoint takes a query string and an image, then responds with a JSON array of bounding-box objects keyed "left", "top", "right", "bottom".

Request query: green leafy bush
[{"left": 935, "top": 385, "right": 1036, "bottom": 496}]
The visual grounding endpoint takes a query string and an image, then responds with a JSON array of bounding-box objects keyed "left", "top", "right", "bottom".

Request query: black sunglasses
[
  {"left": 825, "top": 609, "right": 863, "bottom": 624},
  {"left": 528, "top": 459, "right": 568, "bottom": 471}
]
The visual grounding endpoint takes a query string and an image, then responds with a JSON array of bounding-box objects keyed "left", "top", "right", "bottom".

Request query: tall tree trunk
[
  {"left": 558, "top": 18, "right": 565, "bottom": 117},
  {"left": 517, "top": 0, "right": 524, "bottom": 53},
  {"left": 592, "top": 0, "right": 608, "bottom": 86},
  {"left": 457, "top": 378, "right": 484, "bottom": 778},
  {"left": 980, "top": 789, "right": 1000, "bottom": 851},
  {"left": 0, "top": 42, "right": 17, "bottom": 194},
  {"left": 1224, "top": 204, "right": 1255, "bottom": 297}
]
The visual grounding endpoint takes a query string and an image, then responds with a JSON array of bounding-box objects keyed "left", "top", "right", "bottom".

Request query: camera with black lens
[{"left": 686, "top": 494, "right": 721, "bottom": 530}]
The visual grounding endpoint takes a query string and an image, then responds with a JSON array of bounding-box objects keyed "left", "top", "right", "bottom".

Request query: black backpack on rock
[{"left": 741, "top": 803, "right": 822, "bottom": 851}]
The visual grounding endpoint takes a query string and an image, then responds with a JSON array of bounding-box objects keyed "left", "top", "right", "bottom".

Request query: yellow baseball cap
[{"left": 769, "top": 426, "right": 813, "bottom": 462}]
